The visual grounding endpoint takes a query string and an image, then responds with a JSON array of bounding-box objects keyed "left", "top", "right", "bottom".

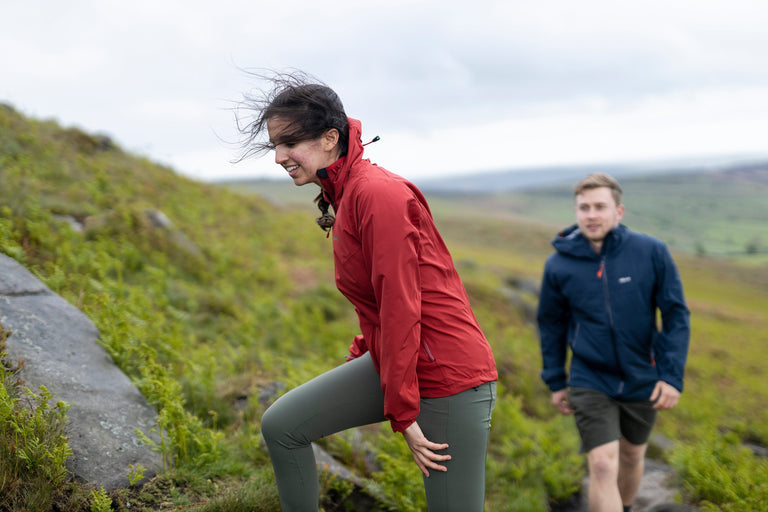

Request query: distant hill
[
  {"left": 422, "top": 162, "right": 768, "bottom": 259},
  {"left": 414, "top": 155, "right": 768, "bottom": 194},
  {"left": 220, "top": 158, "right": 768, "bottom": 259}
]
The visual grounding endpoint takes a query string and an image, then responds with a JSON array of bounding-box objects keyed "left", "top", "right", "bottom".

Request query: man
[{"left": 537, "top": 173, "right": 690, "bottom": 512}]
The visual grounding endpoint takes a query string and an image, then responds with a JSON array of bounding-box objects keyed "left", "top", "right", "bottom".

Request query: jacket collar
[
  {"left": 317, "top": 117, "right": 365, "bottom": 209},
  {"left": 553, "top": 223, "right": 628, "bottom": 258}
]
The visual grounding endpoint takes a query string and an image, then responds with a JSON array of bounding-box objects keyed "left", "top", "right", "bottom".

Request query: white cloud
[{"left": 2, "top": 0, "right": 768, "bottom": 182}]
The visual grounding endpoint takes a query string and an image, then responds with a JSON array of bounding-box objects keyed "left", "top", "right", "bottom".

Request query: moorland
[{"left": 2, "top": 103, "right": 767, "bottom": 511}]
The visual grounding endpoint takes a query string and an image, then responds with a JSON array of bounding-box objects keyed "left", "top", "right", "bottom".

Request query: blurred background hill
[{"left": 223, "top": 157, "right": 768, "bottom": 261}]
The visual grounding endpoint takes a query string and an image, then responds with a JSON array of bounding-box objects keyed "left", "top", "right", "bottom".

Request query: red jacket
[{"left": 318, "top": 118, "right": 498, "bottom": 433}]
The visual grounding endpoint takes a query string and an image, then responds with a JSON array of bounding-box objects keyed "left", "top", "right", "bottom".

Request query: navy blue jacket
[{"left": 537, "top": 224, "right": 690, "bottom": 401}]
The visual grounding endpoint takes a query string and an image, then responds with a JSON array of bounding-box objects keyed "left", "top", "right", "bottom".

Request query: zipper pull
[{"left": 597, "top": 261, "right": 604, "bottom": 279}]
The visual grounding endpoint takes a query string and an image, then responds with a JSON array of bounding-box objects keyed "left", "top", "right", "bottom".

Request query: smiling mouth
[{"left": 285, "top": 165, "right": 299, "bottom": 176}]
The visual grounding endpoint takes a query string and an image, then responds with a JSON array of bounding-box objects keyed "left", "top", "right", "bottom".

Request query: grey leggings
[{"left": 260, "top": 352, "right": 497, "bottom": 511}]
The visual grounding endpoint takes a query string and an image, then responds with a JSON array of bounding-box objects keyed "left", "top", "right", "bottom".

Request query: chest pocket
[{"left": 611, "top": 275, "right": 651, "bottom": 316}]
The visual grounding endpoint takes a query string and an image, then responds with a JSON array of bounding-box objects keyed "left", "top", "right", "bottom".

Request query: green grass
[
  {"left": 1, "top": 323, "right": 79, "bottom": 511},
  {"left": 2, "top": 103, "right": 768, "bottom": 511}
]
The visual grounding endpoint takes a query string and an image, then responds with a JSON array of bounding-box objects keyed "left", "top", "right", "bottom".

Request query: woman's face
[{"left": 267, "top": 117, "right": 340, "bottom": 187}]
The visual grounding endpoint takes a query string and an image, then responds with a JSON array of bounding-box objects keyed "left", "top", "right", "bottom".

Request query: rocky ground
[{"left": 552, "top": 457, "right": 700, "bottom": 512}]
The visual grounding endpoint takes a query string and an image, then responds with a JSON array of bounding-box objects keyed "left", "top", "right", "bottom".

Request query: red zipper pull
[{"left": 597, "top": 262, "right": 604, "bottom": 279}]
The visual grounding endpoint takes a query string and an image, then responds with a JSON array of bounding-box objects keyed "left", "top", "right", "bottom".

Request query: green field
[{"left": 2, "top": 104, "right": 768, "bottom": 511}]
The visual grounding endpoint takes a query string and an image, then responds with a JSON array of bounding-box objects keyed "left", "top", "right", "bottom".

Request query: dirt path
[{"left": 553, "top": 458, "right": 699, "bottom": 511}]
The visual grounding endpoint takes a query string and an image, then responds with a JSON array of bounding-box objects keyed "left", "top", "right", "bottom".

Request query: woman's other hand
[{"left": 402, "top": 421, "right": 451, "bottom": 477}]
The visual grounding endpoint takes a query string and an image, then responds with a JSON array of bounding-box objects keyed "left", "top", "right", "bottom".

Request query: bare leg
[
  {"left": 587, "top": 440, "right": 622, "bottom": 512},
  {"left": 618, "top": 438, "right": 647, "bottom": 509}
]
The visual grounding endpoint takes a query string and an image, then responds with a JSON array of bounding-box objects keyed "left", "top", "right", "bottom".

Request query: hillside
[
  {"left": 229, "top": 161, "right": 768, "bottom": 261},
  {"left": 2, "top": 103, "right": 768, "bottom": 511},
  {"left": 413, "top": 155, "right": 768, "bottom": 194}
]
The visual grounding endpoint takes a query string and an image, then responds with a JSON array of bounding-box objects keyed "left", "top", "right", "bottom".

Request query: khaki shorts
[{"left": 568, "top": 387, "right": 658, "bottom": 453}]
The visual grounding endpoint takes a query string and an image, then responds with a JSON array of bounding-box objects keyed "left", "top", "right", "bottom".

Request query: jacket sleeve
[
  {"left": 651, "top": 243, "right": 690, "bottom": 392},
  {"left": 346, "top": 334, "right": 368, "bottom": 361},
  {"left": 537, "top": 256, "right": 570, "bottom": 392},
  {"left": 357, "top": 183, "right": 423, "bottom": 433}
]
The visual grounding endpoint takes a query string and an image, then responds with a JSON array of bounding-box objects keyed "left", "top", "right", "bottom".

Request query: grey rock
[
  {"left": 746, "top": 441, "right": 768, "bottom": 458},
  {"left": 311, "top": 438, "right": 385, "bottom": 508},
  {"left": 0, "top": 254, "right": 162, "bottom": 490},
  {"left": 505, "top": 276, "right": 541, "bottom": 297},
  {"left": 257, "top": 381, "right": 286, "bottom": 408},
  {"left": 632, "top": 459, "right": 680, "bottom": 510},
  {"left": 500, "top": 276, "right": 542, "bottom": 324},
  {"left": 52, "top": 214, "right": 84, "bottom": 233},
  {"left": 499, "top": 285, "right": 538, "bottom": 324},
  {"left": 143, "top": 208, "right": 201, "bottom": 256},
  {"left": 312, "top": 442, "right": 366, "bottom": 488}
]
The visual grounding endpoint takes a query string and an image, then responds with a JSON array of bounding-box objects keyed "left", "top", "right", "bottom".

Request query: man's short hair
[{"left": 574, "top": 173, "right": 623, "bottom": 205}]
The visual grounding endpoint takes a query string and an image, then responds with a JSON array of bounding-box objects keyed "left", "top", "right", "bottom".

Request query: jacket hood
[
  {"left": 317, "top": 117, "right": 365, "bottom": 208},
  {"left": 552, "top": 223, "right": 629, "bottom": 259}
]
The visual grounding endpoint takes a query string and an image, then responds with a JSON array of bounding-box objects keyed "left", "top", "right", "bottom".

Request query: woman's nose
[{"left": 274, "top": 146, "right": 288, "bottom": 164}]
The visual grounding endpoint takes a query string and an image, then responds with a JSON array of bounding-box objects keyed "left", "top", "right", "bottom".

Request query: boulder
[{"left": 0, "top": 253, "right": 161, "bottom": 490}]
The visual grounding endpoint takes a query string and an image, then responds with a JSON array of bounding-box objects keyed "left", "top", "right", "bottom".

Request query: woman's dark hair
[{"left": 234, "top": 70, "right": 348, "bottom": 231}]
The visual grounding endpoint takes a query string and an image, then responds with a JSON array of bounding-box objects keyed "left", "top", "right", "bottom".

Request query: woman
[{"left": 237, "top": 72, "right": 497, "bottom": 512}]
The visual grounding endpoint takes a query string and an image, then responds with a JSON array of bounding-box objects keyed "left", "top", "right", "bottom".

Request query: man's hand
[
  {"left": 552, "top": 389, "right": 574, "bottom": 415},
  {"left": 402, "top": 421, "right": 451, "bottom": 477},
  {"left": 650, "top": 381, "right": 680, "bottom": 410}
]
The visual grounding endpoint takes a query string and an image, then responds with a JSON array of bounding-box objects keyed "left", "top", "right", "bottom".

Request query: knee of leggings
[
  {"left": 260, "top": 402, "right": 285, "bottom": 445},
  {"left": 260, "top": 399, "right": 311, "bottom": 450}
]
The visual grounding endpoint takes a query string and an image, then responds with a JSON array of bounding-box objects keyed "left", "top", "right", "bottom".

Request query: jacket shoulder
[
  {"left": 542, "top": 249, "right": 588, "bottom": 279},
  {"left": 350, "top": 164, "right": 422, "bottom": 205},
  {"left": 620, "top": 229, "right": 670, "bottom": 257}
]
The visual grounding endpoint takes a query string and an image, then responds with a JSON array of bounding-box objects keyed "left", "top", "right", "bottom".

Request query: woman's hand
[{"left": 402, "top": 421, "right": 451, "bottom": 477}]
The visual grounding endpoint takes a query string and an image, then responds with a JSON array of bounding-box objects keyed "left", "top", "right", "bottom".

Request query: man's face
[{"left": 575, "top": 186, "right": 625, "bottom": 247}]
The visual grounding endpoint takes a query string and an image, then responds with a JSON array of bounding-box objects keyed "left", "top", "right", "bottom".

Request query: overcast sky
[{"left": 3, "top": 0, "right": 768, "bottom": 183}]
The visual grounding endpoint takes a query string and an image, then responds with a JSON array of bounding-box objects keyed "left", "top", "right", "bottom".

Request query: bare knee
[
  {"left": 619, "top": 439, "right": 647, "bottom": 468},
  {"left": 590, "top": 456, "right": 619, "bottom": 482},
  {"left": 588, "top": 443, "right": 620, "bottom": 483}
]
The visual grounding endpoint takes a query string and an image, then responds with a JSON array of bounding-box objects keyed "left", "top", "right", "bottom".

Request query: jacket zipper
[
  {"left": 599, "top": 256, "right": 625, "bottom": 395},
  {"left": 599, "top": 257, "right": 613, "bottom": 328},
  {"left": 423, "top": 341, "right": 436, "bottom": 362}
]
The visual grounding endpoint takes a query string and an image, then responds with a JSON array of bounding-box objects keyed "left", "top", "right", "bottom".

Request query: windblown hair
[
  {"left": 234, "top": 70, "right": 349, "bottom": 231},
  {"left": 574, "top": 173, "right": 623, "bottom": 205}
]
